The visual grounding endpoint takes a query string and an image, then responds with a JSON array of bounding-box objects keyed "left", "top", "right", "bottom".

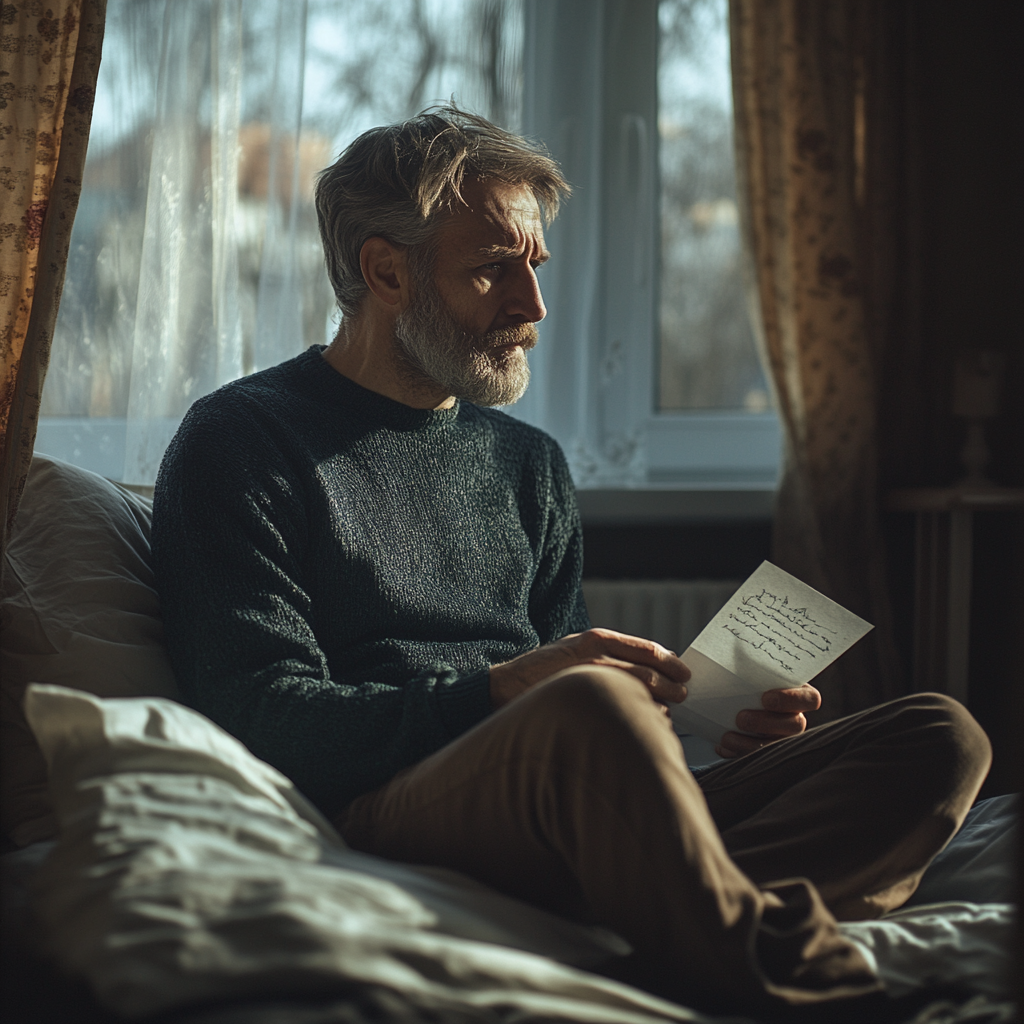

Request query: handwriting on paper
[
  {"left": 688, "top": 561, "right": 874, "bottom": 692},
  {"left": 722, "top": 588, "right": 840, "bottom": 673}
]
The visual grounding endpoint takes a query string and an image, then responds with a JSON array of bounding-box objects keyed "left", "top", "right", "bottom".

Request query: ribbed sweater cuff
[{"left": 436, "top": 669, "right": 494, "bottom": 738}]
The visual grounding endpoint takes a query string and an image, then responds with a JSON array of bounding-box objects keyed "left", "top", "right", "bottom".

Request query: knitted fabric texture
[{"left": 152, "top": 347, "right": 589, "bottom": 815}]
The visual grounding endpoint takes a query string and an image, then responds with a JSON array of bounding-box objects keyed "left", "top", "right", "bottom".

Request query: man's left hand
[{"left": 716, "top": 685, "right": 822, "bottom": 758}]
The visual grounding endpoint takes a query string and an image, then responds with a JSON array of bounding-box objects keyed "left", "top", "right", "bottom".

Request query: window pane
[{"left": 657, "top": 0, "right": 769, "bottom": 413}]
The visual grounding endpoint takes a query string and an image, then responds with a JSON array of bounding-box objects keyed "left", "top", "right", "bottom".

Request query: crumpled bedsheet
[
  {"left": 20, "top": 685, "right": 1017, "bottom": 1023},
  {"left": 842, "top": 903, "right": 1013, "bottom": 1000}
]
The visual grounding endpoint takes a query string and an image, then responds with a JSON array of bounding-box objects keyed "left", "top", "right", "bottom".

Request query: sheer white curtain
[
  {"left": 124, "top": 0, "right": 311, "bottom": 482},
  {"left": 517, "top": 0, "right": 658, "bottom": 488}
]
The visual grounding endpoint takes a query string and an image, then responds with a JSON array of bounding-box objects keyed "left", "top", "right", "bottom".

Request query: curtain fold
[
  {"left": 0, "top": 0, "right": 106, "bottom": 561},
  {"left": 124, "top": 0, "right": 270, "bottom": 484},
  {"left": 730, "top": 0, "right": 904, "bottom": 718},
  {"left": 102, "top": 0, "right": 324, "bottom": 484}
]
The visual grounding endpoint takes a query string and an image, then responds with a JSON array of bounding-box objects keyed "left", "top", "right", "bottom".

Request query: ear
[{"left": 359, "top": 237, "right": 410, "bottom": 309}]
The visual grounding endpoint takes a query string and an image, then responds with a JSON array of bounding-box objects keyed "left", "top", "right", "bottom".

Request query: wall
[{"left": 889, "top": 0, "right": 1023, "bottom": 798}]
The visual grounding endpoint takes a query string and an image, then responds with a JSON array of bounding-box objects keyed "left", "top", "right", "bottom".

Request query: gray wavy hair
[{"left": 315, "top": 106, "right": 570, "bottom": 319}]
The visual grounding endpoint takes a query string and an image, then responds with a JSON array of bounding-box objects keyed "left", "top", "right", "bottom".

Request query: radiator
[{"left": 581, "top": 579, "right": 739, "bottom": 656}]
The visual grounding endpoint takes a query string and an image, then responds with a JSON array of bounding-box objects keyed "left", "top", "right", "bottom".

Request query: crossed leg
[
  {"left": 338, "top": 668, "right": 990, "bottom": 1014},
  {"left": 698, "top": 691, "right": 991, "bottom": 920}
]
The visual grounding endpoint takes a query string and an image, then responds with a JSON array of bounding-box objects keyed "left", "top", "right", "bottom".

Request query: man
[{"left": 152, "top": 108, "right": 990, "bottom": 1018}]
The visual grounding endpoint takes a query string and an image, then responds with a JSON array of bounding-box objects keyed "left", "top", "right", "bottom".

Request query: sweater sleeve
[
  {"left": 151, "top": 398, "right": 493, "bottom": 816},
  {"left": 527, "top": 436, "right": 591, "bottom": 643}
]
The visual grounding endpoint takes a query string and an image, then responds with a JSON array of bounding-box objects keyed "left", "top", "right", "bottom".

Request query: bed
[{"left": 1, "top": 455, "right": 1017, "bottom": 1024}]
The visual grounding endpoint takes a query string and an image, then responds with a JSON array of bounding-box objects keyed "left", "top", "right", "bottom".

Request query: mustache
[{"left": 481, "top": 322, "right": 538, "bottom": 352}]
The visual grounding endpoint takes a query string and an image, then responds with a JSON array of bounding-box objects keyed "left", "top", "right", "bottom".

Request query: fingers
[
  {"left": 717, "top": 731, "right": 770, "bottom": 758},
  {"left": 573, "top": 628, "right": 691, "bottom": 684},
  {"left": 616, "top": 661, "right": 688, "bottom": 705},
  {"left": 489, "top": 628, "right": 692, "bottom": 710},
  {"left": 761, "top": 685, "right": 821, "bottom": 713},
  {"left": 717, "top": 703, "right": 812, "bottom": 759},
  {"left": 734, "top": 708, "right": 807, "bottom": 738}
]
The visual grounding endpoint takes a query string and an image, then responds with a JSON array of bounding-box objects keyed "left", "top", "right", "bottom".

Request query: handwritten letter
[{"left": 670, "top": 562, "right": 873, "bottom": 745}]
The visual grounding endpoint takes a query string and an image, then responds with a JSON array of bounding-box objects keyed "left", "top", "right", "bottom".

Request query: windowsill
[{"left": 35, "top": 417, "right": 127, "bottom": 481}]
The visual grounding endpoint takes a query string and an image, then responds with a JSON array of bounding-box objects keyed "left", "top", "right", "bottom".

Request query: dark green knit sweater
[{"left": 152, "top": 347, "right": 589, "bottom": 815}]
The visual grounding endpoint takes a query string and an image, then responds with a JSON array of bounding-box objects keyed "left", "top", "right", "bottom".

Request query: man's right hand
[{"left": 489, "top": 629, "right": 690, "bottom": 711}]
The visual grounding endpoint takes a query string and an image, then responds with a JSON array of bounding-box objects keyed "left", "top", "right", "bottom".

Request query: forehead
[{"left": 433, "top": 178, "right": 545, "bottom": 256}]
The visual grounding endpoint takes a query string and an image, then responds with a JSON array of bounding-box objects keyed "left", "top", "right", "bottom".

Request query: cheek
[
  {"left": 462, "top": 297, "right": 503, "bottom": 334},
  {"left": 434, "top": 272, "right": 503, "bottom": 335}
]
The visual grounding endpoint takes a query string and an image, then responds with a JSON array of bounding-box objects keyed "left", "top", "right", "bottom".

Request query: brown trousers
[{"left": 338, "top": 668, "right": 991, "bottom": 1013}]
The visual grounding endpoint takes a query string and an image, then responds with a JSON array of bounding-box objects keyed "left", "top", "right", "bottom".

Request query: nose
[{"left": 504, "top": 264, "right": 547, "bottom": 324}]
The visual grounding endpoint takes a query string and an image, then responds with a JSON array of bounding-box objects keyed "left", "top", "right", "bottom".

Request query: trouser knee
[
  {"left": 899, "top": 692, "right": 989, "bottom": 764},
  {"left": 530, "top": 665, "right": 660, "bottom": 725},
  {"left": 930, "top": 692, "right": 991, "bottom": 783},
  {"left": 878, "top": 692, "right": 991, "bottom": 797},
  {"left": 515, "top": 665, "right": 678, "bottom": 766}
]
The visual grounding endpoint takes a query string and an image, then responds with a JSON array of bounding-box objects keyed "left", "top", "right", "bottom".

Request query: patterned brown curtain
[
  {"left": 0, "top": 0, "right": 106, "bottom": 563},
  {"left": 730, "top": 0, "right": 904, "bottom": 719}
]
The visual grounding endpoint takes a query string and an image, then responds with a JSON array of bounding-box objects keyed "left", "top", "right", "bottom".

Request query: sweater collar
[{"left": 301, "top": 346, "right": 462, "bottom": 432}]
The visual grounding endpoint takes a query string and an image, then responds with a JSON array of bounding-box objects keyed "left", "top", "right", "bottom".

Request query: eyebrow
[{"left": 475, "top": 245, "right": 551, "bottom": 264}]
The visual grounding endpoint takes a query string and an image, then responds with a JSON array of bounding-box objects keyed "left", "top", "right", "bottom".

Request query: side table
[{"left": 886, "top": 486, "right": 1024, "bottom": 704}]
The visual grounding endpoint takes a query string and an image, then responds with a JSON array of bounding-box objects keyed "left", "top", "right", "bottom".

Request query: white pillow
[
  {"left": 25, "top": 685, "right": 651, "bottom": 1022},
  {"left": 1, "top": 455, "right": 179, "bottom": 846}
]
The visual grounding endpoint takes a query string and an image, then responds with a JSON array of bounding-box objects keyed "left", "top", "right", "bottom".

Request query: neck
[{"left": 322, "top": 314, "right": 455, "bottom": 410}]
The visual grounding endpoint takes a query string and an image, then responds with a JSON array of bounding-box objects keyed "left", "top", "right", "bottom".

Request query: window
[
  {"left": 659, "top": 1, "right": 768, "bottom": 414},
  {"left": 38, "top": 0, "right": 779, "bottom": 505},
  {"left": 513, "top": 0, "right": 779, "bottom": 505}
]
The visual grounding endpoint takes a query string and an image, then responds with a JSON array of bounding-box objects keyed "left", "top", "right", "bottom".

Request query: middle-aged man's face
[{"left": 394, "top": 177, "right": 549, "bottom": 407}]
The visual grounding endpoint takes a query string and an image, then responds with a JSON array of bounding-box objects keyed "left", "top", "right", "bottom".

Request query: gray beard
[{"left": 393, "top": 279, "right": 536, "bottom": 408}]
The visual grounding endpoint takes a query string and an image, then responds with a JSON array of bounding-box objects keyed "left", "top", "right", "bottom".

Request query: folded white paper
[{"left": 671, "top": 561, "right": 873, "bottom": 744}]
